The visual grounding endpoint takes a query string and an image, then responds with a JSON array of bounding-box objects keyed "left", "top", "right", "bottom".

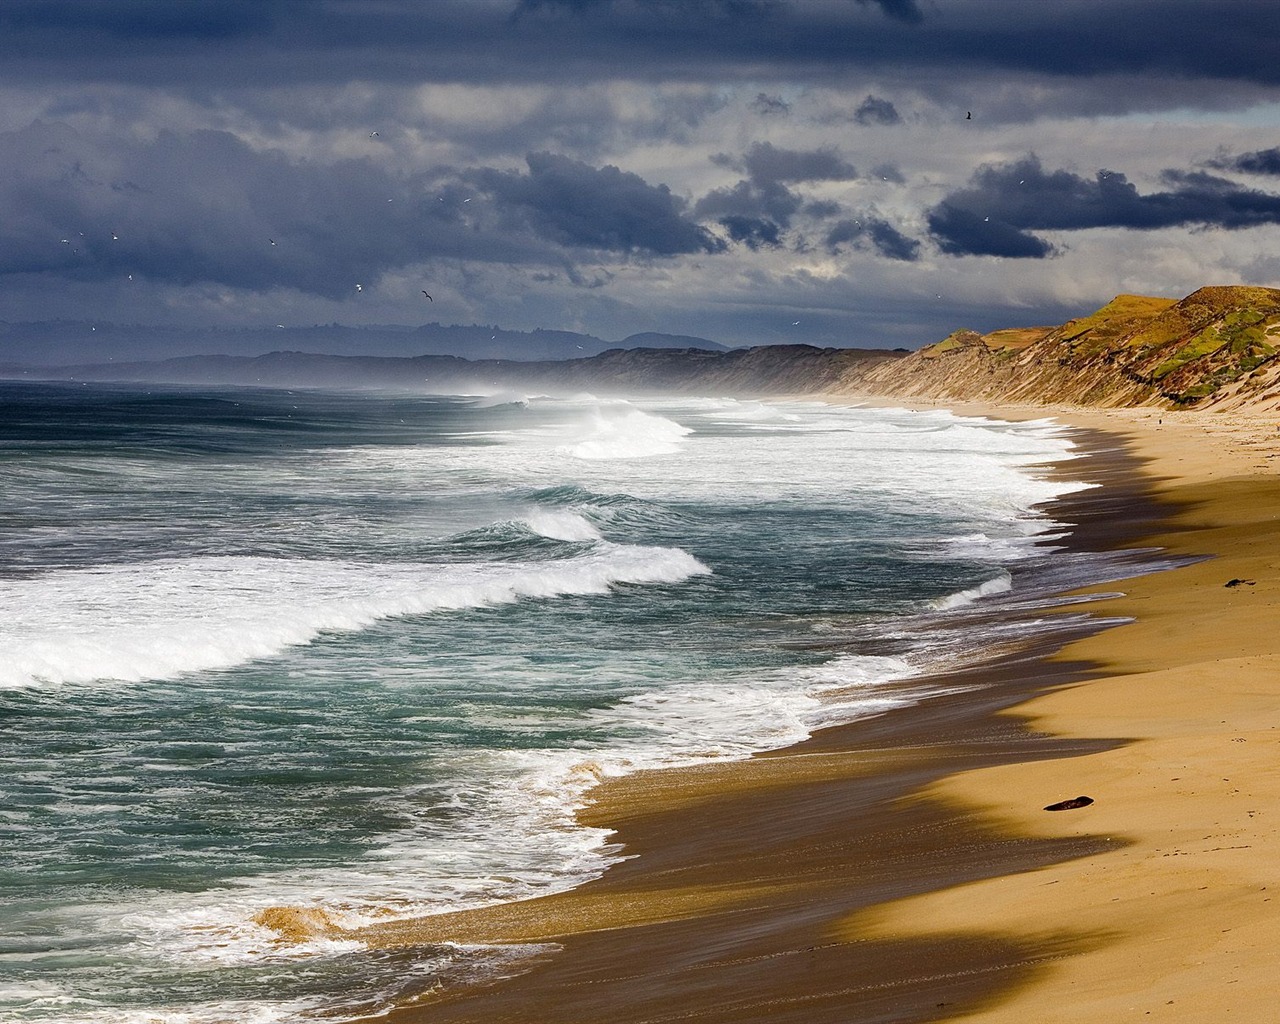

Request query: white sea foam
[
  {"left": 471, "top": 391, "right": 531, "bottom": 408},
  {"left": 521, "top": 509, "right": 602, "bottom": 541},
  {"left": 0, "top": 545, "right": 710, "bottom": 689},
  {"left": 85, "top": 647, "right": 922, "bottom": 996},
  {"left": 1, "top": 393, "right": 1105, "bottom": 1024},
  {"left": 930, "top": 570, "right": 1015, "bottom": 610},
  {"left": 561, "top": 403, "right": 692, "bottom": 459}
]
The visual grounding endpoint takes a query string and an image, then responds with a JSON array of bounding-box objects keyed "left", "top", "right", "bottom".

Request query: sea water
[{"left": 0, "top": 381, "right": 1128, "bottom": 1022}]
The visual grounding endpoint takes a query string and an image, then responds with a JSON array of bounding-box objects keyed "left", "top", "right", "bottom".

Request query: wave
[
  {"left": 0, "top": 546, "right": 710, "bottom": 689},
  {"left": 929, "top": 570, "right": 1014, "bottom": 610},
  {"left": 561, "top": 403, "right": 692, "bottom": 459},
  {"left": 520, "top": 509, "right": 602, "bottom": 542}
]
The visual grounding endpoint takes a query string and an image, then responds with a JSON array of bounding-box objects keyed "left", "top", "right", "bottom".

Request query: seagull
[
  {"left": 356, "top": 283, "right": 363, "bottom": 291},
  {"left": 422, "top": 291, "right": 433, "bottom": 300},
  {"left": 127, "top": 274, "right": 133, "bottom": 281},
  {"left": 369, "top": 131, "right": 379, "bottom": 138},
  {"left": 111, "top": 233, "right": 119, "bottom": 240},
  {"left": 276, "top": 324, "right": 285, "bottom": 328},
  {"left": 269, "top": 239, "right": 276, "bottom": 245},
  {"left": 792, "top": 320, "right": 800, "bottom": 326},
  {"left": 966, "top": 111, "right": 971, "bottom": 119}
]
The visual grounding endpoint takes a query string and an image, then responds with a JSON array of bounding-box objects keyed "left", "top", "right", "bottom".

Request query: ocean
[{"left": 0, "top": 380, "right": 1140, "bottom": 1023}]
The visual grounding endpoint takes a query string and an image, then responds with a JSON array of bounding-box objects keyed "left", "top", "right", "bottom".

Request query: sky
[{"left": 4, "top": 0, "right": 1280, "bottom": 359}]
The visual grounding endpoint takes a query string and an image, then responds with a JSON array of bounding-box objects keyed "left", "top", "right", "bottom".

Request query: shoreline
[{"left": 353, "top": 401, "right": 1280, "bottom": 1023}]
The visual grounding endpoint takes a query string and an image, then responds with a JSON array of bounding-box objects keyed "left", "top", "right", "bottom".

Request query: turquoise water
[{"left": 0, "top": 381, "right": 1092, "bottom": 1022}]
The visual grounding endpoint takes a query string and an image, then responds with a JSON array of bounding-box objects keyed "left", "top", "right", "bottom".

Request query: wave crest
[{"left": 0, "top": 547, "right": 710, "bottom": 689}]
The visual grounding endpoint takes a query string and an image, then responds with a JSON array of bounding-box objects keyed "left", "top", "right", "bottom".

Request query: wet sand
[{"left": 359, "top": 404, "right": 1280, "bottom": 1023}]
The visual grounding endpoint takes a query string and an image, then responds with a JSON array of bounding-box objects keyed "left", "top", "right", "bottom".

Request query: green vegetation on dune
[{"left": 871, "top": 284, "right": 1280, "bottom": 410}]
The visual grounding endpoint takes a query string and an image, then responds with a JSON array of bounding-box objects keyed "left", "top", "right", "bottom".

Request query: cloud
[
  {"left": 719, "top": 215, "right": 782, "bottom": 249},
  {"left": 928, "top": 154, "right": 1280, "bottom": 257},
  {"left": 826, "top": 217, "right": 921, "bottom": 261},
  {"left": 1210, "top": 146, "right": 1280, "bottom": 175},
  {"left": 854, "top": 0, "right": 924, "bottom": 24},
  {"left": 476, "top": 151, "right": 723, "bottom": 254},
  {"left": 853, "top": 94, "right": 902, "bottom": 126},
  {"left": 0, "top": 0, "right": 272, "bottom": 41},
  {"left": 0, "top": 123, "right": 720, "bottom": 301},
  {"left": 512, "top": 0, "right": 781, "bottom": 16},
  {"left": 751, "top": 92, "right": 790, "bottom": 116},
  {"left": 870, "top": 162, "right": 905, "bottom": 183},
  {"left": 695, "top": 177, "right": 802, "bottom": 230},
  {"left": 740, "top": 141, "right": 857, "bottom": 184},
  {"left": 3, "top": 1, "right": 1279, "bottom": 110},
  {"left": 696, "top": 140, "right": 859, "bottom": 249}
]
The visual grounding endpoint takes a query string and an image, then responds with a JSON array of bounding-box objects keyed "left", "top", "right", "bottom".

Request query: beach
[{"left": 362, "top": 403, "right": 1280, "bottom": 1023}]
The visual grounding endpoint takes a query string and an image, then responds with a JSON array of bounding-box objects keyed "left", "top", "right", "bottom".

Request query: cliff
[{"left": 860, "top": 286, "right": 1280, "bottom": 411}]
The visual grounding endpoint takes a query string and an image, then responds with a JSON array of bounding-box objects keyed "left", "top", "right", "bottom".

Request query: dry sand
[
  {"left": 351, "top": 402, "right": 1280, "bottom": 1023},
  {"left": 850, "top": 404, "right": 1280, "bottom": 1023}
]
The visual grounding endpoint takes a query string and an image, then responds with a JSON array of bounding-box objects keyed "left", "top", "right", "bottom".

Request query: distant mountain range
[
  {"left": 7, "top": 286, "right": 1279, "bottom": 412},
  {"left": 0, "top": 320, "right": 730, "bottom": 366},
  {"left": 5, "top": 344, "right": 902, "bottom": 397}
]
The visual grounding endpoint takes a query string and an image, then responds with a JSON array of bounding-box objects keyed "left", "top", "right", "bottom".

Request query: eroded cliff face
[{"left": 859, "top": 286, "right": 1280, "bottom": 412}]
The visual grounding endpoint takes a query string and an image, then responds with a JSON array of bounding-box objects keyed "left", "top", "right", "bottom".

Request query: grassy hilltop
[{"left": 862, "top": 285, "right": 1280, "bottom": 410}]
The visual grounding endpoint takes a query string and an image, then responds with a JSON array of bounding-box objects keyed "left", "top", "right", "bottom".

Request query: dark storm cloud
[
  {"left": 854, "top": 0, "right": 924, "bottom": 25},
  {"left": 751, "top": 93, "right": 791, "bottom": 116},
  {"left": 870, "top": 163, "right": 905, "bottom": 183},
  {"left": 0, "top": 123, "right": 481, "bottom": 295},
  {"left": 928, "top": 155, "right": 1280, "bottom": 257},
  {"left": 0, "top": 123, "right": 717, "bottom": 296},
  {"left": 697, "top": 141, "right": 857, "bottom": 248},
  {"left": 740, "top": 141, "right": 857, "bottom": 184},
  {"left": 0, "top": 0, "right": 272, "bottom": 40},
  {"left": 475, "top": 151, "right": 722, "bottom": 254},
  {"left": 719, "top": 216, "right": 782, "bottom": 249},
  {"left": 1209, "top": 147, "right": 1280, "bottom": 175},
  {"left": 4, "top": 1, "right": 1278, "bottom": 95},
  {"left": 826, "top": 217, "right": 920, "bottom": 261},
  {"left": 695, "top": 178, "right": 802, "bottom": 229},
  {"left": 852, "top": 95, "right": 902, "bottom": 126},
  {"left": 512, "top": 0, "right": 781, "bottom": 15}
]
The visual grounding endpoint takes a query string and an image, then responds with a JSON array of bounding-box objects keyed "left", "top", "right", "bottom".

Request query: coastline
[{"left": 361, "top": 401, "right": 1279, "bottom": 1023}]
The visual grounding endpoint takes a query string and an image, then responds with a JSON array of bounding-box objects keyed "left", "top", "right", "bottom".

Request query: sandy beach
[{"left": 357, "top": 402, "right": 1280, "bottom": 1023}]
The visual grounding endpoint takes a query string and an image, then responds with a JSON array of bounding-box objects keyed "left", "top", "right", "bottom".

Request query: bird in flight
[
  {"left": 966, "top": 111, "right": 971, "bottom": 119},
  {"left": 422, "top": 290, "right": 433, "bottom": 301},
  {"left": 369, "top": 131, "right": 379, "bottom": 138},
  {"left": 356, "top": 283, "right": 363, "bottom": 292},
  {"left": 269, "top": 239, "right": 276, "bottom": 245}
]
